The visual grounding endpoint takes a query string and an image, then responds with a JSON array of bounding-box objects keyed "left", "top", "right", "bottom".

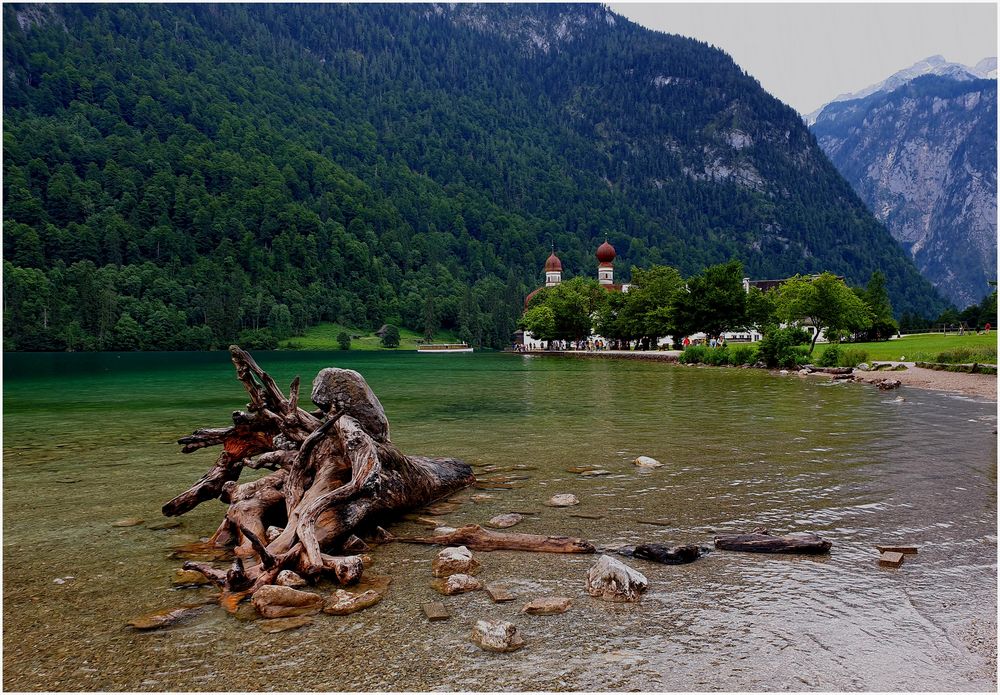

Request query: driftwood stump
[{"left": 164, "top": 346, "right": 475, "bottom": 594}]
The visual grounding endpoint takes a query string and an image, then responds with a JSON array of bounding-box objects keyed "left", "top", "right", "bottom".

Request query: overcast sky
[{"left": 609, "top": 2, "right": 997, "bottom": 115}]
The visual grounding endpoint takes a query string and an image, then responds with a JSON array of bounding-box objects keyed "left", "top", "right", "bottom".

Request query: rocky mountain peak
[
  {"left": 973, "top": 56, "right": 997, "bottom": 78},
  {"left": 805, "top": 54, "right": 996, "bottom": 124}
]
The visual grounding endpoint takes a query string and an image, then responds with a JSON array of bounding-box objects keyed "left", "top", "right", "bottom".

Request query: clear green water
[{"left": 3, "top": 351, "right": 997, "bottom": 691}]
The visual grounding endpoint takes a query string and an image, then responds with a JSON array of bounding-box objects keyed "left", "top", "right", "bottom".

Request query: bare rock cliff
[{"left": 811, "top": 75, "right": 997, "bottom": 307}]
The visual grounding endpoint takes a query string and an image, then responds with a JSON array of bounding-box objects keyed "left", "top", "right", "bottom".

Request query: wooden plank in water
[
  {"left": 875, "top": 545, "right": 918, "bottom": 555},
  {"left": 879, "top": 551, "right": 905, "bottom": 568},
  {"left": 569, "top": 512, "right": 604, "bottom": 520},
  {"left": 422, "top": 602, "right": 451, "bottom": 621},
  {"left": 635, "top": 519, "right": 673, "bottom": 527}
]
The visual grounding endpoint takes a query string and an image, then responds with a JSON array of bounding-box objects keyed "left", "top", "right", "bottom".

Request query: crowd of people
[
  {"left": 513, "top": 335, "right": 732, "bottom": 352},
  {"left": 681, "top": 335, "right": 727, "bottom": 348},
  {"left": 513, "top": 339, "right": 617, "bottom": 352}
]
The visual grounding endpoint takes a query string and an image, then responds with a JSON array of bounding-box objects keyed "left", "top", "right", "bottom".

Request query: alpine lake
[{"left": 3, "top": 350, "right": 996, "bottom": 691}]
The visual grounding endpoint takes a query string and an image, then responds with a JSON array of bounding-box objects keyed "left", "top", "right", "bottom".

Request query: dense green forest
[{"left": 3, "top": 4, "right": 947, "bottom": 351}]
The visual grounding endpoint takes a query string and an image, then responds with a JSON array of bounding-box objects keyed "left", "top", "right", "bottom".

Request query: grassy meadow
[
  {"left": 814, "top": 331, "right": 998, "bottom": 364},
  {"left": 280, "top": 322, "right": 460, "bottom": 351}
]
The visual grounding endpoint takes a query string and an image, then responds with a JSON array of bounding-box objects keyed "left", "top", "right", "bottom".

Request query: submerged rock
[
  {"left": 565, "top": 466, "right": 595, "bottom": 474},
  {"left": 111, "top": 517, "right": 144, "bottom": 527},
  {"left": 251, "top": 585, "right": 324, "bottom": 619},
  {"left": 148, "top": 519, "right": 181, "bottom": 530},
  {"left": 323, "top": 589, "right": 383, "bottom": 615},
  {"left": 471, "top": 619, "right": 525, "bottom": 652},
  {"left": 486, "top": 513, "right": 523, "bottom": 529},
  {"left": 232, "top": 601, "right": 259, "bottom": 622},
  {"left": 585, "top": 555, "right": 648, "bottom": 602},
  {"left": 128, "top": 599, "right": 214, "bottom": 630},
  {"left": 631, "top": 543, "right": 703, "bottom": 565},
  {"left": 633, "top": 456, "right": 663, "bottom": 468},
  {"left": 256, "top": 615, "right": 313, "bottom": 633},
  {"left": 432, "top": 545, "right": 480, "bottom": 577},
  {"left": 545, "top": 493, "right": 579, "bottom": 507},
  {"left": 432, "top": 573, "right": 482, "bottom": 595},
  {"left": 522, "top": 596, "right": 572, "bottom": 615},
  {"left": 172, "top": 569, "right": 212, "bottom": 587},
  {"left": 355, "top": 573, "right": 392, "bottom": 597}
]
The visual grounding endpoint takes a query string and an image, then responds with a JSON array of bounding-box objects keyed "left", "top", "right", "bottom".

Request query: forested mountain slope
[
  {"left": 811, "top": 74, "right": 997, "bottom": 308},
  {"left": 3, "top": 3, "right": 946, "bottom": 350}
]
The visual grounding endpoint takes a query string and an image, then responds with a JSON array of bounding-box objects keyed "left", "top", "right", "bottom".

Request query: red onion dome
[
  {"left": 596, "top": 240, "right": 616, "bottom": 263},
  {"left": 544, "top": 252, "right": 562, "bottom": 272}
]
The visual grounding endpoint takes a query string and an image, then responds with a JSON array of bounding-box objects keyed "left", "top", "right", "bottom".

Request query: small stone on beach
[
  {"left": 486, "top": 584, "right": 516, "bottom": 602},
  {"left": 323, "top": 589, "right": 383, "bottom": 615},
  {"left": 432, "top": 545, "right": 480, "bottom": 577},
  {"left": 633, "top": 456, "right": 663, "bottom": 468},
  {"left": 545, "top": 493, "right": 579, "bottom": 507},
  {"left": 471, "top": 619, "right": 525, "bottom": 652},
  {"left": 486, "top": 513, "right": 523, "bottom": 529},
  {"left": 251, "top": 585, "right": 324, "bottom": 619},
  {"left": 422, "top": 602, "right": 450, "bottom": 621},
  {"left": 432, "top": 573, "right": 482, "bottom": 595},
  {"left": 879, "top": 551, "right": 905, "bottom": 568},
  {"left": 585, "top": 555, "right": 648, "bottom": 602}
]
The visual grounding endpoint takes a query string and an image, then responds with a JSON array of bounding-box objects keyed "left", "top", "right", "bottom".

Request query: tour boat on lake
[{"left": 417, "top": 343, "right": 473, "bottom": 353}]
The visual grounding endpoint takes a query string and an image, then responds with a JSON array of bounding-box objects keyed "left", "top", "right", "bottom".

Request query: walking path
[
  {"left": 515, "top": 350, "right": 996, "bottom": 401},
  {"left": 850, "top": 363, "right": 996, "bottom": 401}
]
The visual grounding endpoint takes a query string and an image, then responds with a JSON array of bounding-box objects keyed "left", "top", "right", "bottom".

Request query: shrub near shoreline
[
  {"left": 817, "top": 344, "right": 869, "bottom": 368},
  {"left": 679, "top": 343, "right": 760, "bottom": 367}
]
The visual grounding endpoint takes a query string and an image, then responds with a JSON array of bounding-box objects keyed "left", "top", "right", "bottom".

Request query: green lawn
[
  {"left": 814, "top": 331, "right": 998, "bottom": 364},
  {"left": 280, "top": 322, "right": 460, "bottom": 351}
]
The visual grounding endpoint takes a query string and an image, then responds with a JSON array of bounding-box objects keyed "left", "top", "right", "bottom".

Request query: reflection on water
[{"left": 3, "top": 352, "right": 997, "bottom": 691}]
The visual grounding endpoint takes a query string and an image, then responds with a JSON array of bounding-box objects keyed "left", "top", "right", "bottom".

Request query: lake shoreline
[{"left": 515, "top": 349, "right": 998, "bottom": 401}]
